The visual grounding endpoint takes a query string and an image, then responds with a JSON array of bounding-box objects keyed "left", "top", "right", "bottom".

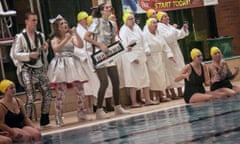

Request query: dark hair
[
  {"left": 24, "top": 12, "right": 37, "bottom": 20},
  {"left": 91, "top": 3, "right": 105, "bottom": 18}
]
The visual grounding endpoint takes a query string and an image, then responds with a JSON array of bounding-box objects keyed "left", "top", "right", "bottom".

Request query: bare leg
[
  {"left": 160, "top": 90, "right": 171, "bottom": 102},
  {"left": 165, "top": 89, "right": 171, "bottom": 98},
  {"left": 155, "top": 91, "right": 160, "bottom": 102},
  {"left": 143, "top": 87, "right": 156, "bottom": 105},
  {"left": 0, "top": 134, "right": 12, "bottom": 144},
  {"left": 233, "top": 85, "right": 240, "bottom": 94},
  {"left": 150, "top": 90, "right": 154, "bottom": 101},
  {"left": 136, "top": 89, "right": 145, "bottom": 104},
  {"left": 130, "top": 87, "right": 138, "bottom": 106},
  {"left": 169, "top": 88, "right": 180, "bottom": 100},
  {"left": 177, "top": 87, "right": 183, "bottom": 97},
  {"left": 189, "top": 93, "right": 213, "bottom": 103}
]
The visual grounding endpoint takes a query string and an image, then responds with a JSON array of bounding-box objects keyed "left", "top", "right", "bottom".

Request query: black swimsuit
[
  {"left": 183, "top": 64, "right": 206, "bottom": 103},
  {"left": 0, "top": 98, "right": 25, "bottom": 128}
]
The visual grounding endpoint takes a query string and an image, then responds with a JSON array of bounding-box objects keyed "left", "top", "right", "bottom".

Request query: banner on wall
[
  {"left": 121, "top": 0, "right": 218, "bottom": 13},
  {"left": 203, "top": 0, "right": 218, "bottom": 6}
]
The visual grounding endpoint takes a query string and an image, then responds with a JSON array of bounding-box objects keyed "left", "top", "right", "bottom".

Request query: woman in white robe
[
  {"left": 75, "top": 11, "right": 113, "bottom": 113},
  {"left": 157, "top": 11, "right": 189, "bottom": 99},
  {"left": 119, "top": 13, "right": 156, "bottom": 107},
  {"left": 143, "top": 18, "right": 175, "bottom": 103}
]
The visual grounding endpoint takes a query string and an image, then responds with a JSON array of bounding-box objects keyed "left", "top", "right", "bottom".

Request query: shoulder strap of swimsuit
[{"left": 0, "top": 103, "right": 8, "bottom": 114}]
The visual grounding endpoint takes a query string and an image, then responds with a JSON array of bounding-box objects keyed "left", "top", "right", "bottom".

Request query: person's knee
[
  {"left": 0, "top": 136, "right": 12, "bottom": 144},
  {"left": 32, "top": 131, "right": 41, "bottom": 141},
  {"left": 15, "top": 133, "right": 31, "bottom": 142},
  {"left": 100, "top": 79, "right": 109, "bottom": 89}
]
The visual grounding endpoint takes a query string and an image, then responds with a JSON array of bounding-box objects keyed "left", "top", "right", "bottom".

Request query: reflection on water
[{"left": 41, "top": 95, "right": 240, "bottom": 144}]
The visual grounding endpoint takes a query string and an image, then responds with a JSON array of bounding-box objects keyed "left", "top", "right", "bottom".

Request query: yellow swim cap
[
  {"left": 146, "top": 9, "right": 156, "bottom": 18},
  {"left": 190, "top": 48, "right": 202, "bottom": 60},
  {"left": 123, "top": 8, "right": 133, "bottom": 15},
  {"left": 157, "top": 11, "right": 167, "bottom": 21},
  {"left": 86, "top": 16, "right": 93, "bottom": 26},
  {"left": 77, "top": 11, "right": 88, "bottom": 21},
  {"left": 146, "top": 18, "right": 156, "bottom": 26},
  {"left": 0, "top": 79, "right": 14, "bottom": 94},
  {"left": 210, "top": 46, "right": 221, "bottom": 57},
  {"left": 122, "top": 12, "right": 132, "bottom": 24}
]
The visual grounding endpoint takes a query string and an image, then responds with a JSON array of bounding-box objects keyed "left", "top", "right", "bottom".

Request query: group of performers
[{"left": 0, "top": 2, "right": 239, "bottom": 143}]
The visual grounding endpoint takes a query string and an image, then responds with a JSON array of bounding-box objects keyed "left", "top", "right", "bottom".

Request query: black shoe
[{"left": 40, "top": 113, "right": 50, "bottom": 126}]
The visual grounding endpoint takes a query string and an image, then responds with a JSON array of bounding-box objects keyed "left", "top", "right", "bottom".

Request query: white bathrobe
[
  {"left": 75, "top": 23, "right": 112, "bottom": 98},
  {"left": 158, "top": 23, "right": 189, "bottom": 88},
  {"left": 143, "top": 27, "right": 174, "bottom": 91},
  {"left": 119, "top": 24, "right": 150, "bottom": 88}
]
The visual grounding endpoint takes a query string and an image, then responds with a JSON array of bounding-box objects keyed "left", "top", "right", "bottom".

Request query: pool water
[{"left": 41, "top": 95, "right": 240, "bottom": 144}]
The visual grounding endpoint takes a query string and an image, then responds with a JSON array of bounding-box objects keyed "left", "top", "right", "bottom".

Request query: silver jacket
[{"left": 10, "top": 29, "right": 49, "bottom": 86}]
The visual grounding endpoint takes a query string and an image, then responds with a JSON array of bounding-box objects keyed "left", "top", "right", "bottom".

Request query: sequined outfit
[{"left": 10, "top": 29, "right": 52, "bottom": 125}]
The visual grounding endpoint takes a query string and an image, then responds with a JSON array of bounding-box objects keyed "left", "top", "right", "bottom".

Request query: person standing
[
  {"left": 119, "top": 12, "right": 157, "bottom": 107},
  {"left": 0, "top": 79, "right": 41, "bottom": 143},
  {"left": 143, "top": 9, "right": 171, "bottom": 102},
  {"left": 143, "top": 18, "right": 175, "bottom": 103},
  {"left": 10, "top": 12, "right": 52, "bottom": 127},
  {"left": 157, "top": 11, "right": 189, "bottom": 99},
  {"left": 143, "top": 8, "right": 157, "bottom": 32},
  {"left": 75, "top": 11, "right": 96, "bottom": 114},
  {"left": 47, "top": 15, "right": 90, "bottom": 126},
  {"left": 75, "top": 11, "right": 114, "bottom": 113},
  {"left": 84, "top": 3, "right": 129, "bottom": 120}
]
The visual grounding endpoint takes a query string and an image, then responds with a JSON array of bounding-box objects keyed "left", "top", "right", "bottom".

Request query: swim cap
[
  {"left": 146, "top": 9, "right": 156, "bottom": 18},
  {"left": 123, "top": 12, "right": 132, "bottom": 24},
  {"left": 210, "top": 46, "right": 221, "bottom": 57},
  {"left": 86, "top": 16, "right": 93, "bottom": 26},
  {"left": 77, "top": 11, "right": 88, "bottom": 21},
  {"left": 190, "top": 48, "right": 202, "bottom": 60},
  {"left": 146, "top": 18, "right": 156, "bottom": 26},
  {"left": 157, "top": 11, "right": 167, "bottom": 21},
  {"left": 0, "top": 79, "right": 14, "bottom": 93}
]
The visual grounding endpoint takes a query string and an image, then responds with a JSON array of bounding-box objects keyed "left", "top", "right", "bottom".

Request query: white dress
[
  {"left": 47, "top": 41, "right": 88, "bottom": 83},
  {"left": 119, "top": 24, "right": 150, "bottom": 88},
  {"left": 158, "top": 23, "right": 189, "bottom": 88},
  {"left": 143, "top": 27, "right": 173, "bottom": 91}
]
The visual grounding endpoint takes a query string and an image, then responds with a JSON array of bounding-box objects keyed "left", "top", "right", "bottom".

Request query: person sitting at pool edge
[
  {"left": 208, "top": 46, "right": 240, "bottom": 95},
  {"left": 175, "top": 48, "right": 228, "bottom": 103},
  {"left": 0, "top": 79, "right": 41, "bottom": 143}
]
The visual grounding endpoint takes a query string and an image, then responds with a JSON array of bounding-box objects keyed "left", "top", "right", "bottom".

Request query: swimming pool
[{"left": 41, "top": 95, "right": 240, "bottom": 144}]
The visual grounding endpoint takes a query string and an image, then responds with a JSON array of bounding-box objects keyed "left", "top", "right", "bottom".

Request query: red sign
[{"left": 138, "top": 0, "right": 204, "bottom": 11}]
